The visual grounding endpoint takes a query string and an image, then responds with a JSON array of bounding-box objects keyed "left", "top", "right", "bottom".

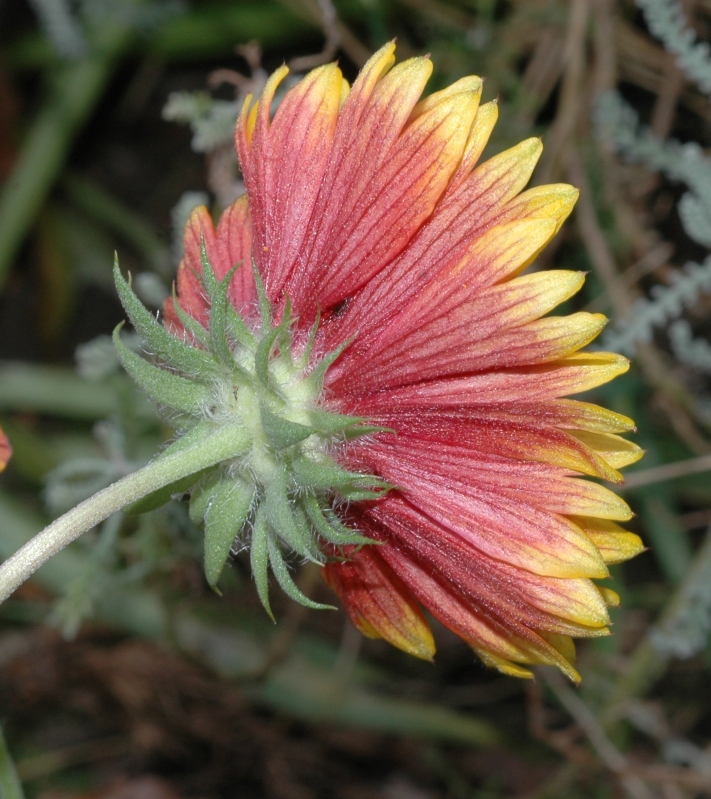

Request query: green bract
[{"left": 113, "top": 246, "right": 389, "bottom": 616}]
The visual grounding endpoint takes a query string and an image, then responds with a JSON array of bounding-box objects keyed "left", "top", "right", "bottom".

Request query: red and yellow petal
[
  {"left": 359, "top": 311, "right": 607, "bottom": 390},
  {"left": 215, "top": 194, "right": 255, "bottom": 312},
  {"left": 165, "top": 198, "right": 254, "bottom": 335},
  {"left": 569, "top": 516, "right": 646, "bottom": 564},
  {"left": 304, "top": 69, "right": 482, "bottom": 311},
  {"left": 374, "top": 532, "right": 583, "bottom": 682},
  {"left": 523, "top": 400, "right": 636, "bottom": 434},
  {"left": 568, "top": 431, "right": 645, "bottom": 470},
  {"left": 355, "top": 353, "right": 630, "bottom": 412},
  {"left": 362, "top": 437, "right": 633, "bottom": 521},
  {"left": 329, "top": 175, "right": 579, "bottom": 361},
  {"left": 322, "top": 546, "right": 435, "bottom": 661},
  {"left": 166, "top": 205, "right": 215, "bottom": 330},
  {"left": 331, "top": 269, "right": 588, "bottom": 391},
  {"left": 379, "top": 468, "right": 610, "bottom": 578},
  {"left": 496, "top": 183, "right": 579, "bottom": 234},
  {"left": 238, "top": 63, "right": 344, "bottom": 302},
  {"left": 506, "top": 477, "right": 633, "bottom": 521},
  {"left": 380, "top": 399, "right": 633, "bottom": 438},
  {"left": 330, "top": 219, "right": 566, "bottom": 388},
  {"left": 286, "top": 54, "right": 435, "bottom": 315},
  {"left": 371, "top": 500, "right": 612, "bottom": 635},
  {"left": 332, "top": 145, "right": 561, "bottom": 346},
  {"left": 0, "top": 426, "right": 11, "bottom": 472},
  {"left": 459, "top": 137, "right": 544, "bottom": 216},
  {"left": 446, "top": 100, "right": 499, "bottom": 192},
  {"left": 460, "top": 312, "right": 607, "bottom": 369},
  {"left": 353, "top": 408, "right": 627, "bottom": 483}
]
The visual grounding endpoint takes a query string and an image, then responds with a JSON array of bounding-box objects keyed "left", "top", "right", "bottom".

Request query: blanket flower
[
  {"left": 118, "top": 43, "right": 643, "bottom": 681},
  {"left": 0, "top": 426, "right": 11, "bottom": 472}
]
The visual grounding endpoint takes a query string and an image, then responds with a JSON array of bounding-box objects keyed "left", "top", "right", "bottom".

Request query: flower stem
[{"left": 0, "top": 423, "right": 250, "bottom": 604}]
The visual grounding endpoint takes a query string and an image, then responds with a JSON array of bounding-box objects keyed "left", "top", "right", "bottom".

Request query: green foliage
[
  {"left": 114, "top": 260, "right": 219, "bottom": 376},
  {"left": 162, "top": 91, "right": 241, "bottom": 152},
  {"left": 595, "top": 92, "right": 711, "bottom": 250},
  {"left": 597, "top": 93, "right": 711, "bottom": 359},
  {"left": 0, "top": 724, "right": 25, "bottom": 799},
  {"left": 203, "top": 478, "right": 253, "bottom": 588},
  {"left": 638, "top": 0, "right": 711, "bottom": 97},
  {"left": 27, "top": 0, "right": 87, "bottom": 60},
  {"left": 113, "top": 323, "right": 213, "bottom": 414}
]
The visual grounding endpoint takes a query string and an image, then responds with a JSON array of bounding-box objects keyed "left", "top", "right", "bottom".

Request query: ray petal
[
  {"left": 0, "top": 426, "right": 11, "bottom": 472},
  {"left": 306, "top": 75, "right": 483, "bottom": 311},
  {"left": 323, "top": 545, "right": 435, "bottom": 661},
  {"left": 569, "top": 517, "right": 646, "bottom": 564},
  {"left": 349, "top": 353, "right": 631, "bottom": 410},
  {"left": 239, "top": 63, "right": 344, "bottom": 301},
  {"left": 332, "top": 140, "right": 553, "bottom": 342},
  {"left": 569, "top": 431, "right": 645, "bottom": 469},
  {"left": 375, "top": 531, "right": 583, "bottom": 681}
]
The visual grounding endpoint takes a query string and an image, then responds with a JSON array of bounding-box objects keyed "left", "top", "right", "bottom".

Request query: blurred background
[{"left": 1, "top": 0, "right": 711, "bottom": 797}]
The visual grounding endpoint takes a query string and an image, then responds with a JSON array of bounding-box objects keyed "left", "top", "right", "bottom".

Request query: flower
[
  {"left": 0, "top": 425, "right": 11, "bottom": 472},
  {"left": 122, "top": 43, "right": 644, "bottom": 682}
]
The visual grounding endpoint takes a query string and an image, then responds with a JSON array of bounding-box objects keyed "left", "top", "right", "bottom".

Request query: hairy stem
[{"left": 0, "top": 423, "right": 250, "bottom": 604}]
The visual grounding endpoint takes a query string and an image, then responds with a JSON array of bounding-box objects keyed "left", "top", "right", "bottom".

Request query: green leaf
[
  {"left": 291, "top": 457, "right": 355, "bottom": 489},
  {"left": 305, "top": 338, "right": 351, "bottom": 390},
  {"left": 308, "top": 410, "right": 392, "bottom": 440},
  {"left": 203, "top": 247, "right": 241, "bottom": 367},
  {"left": 260, "top": 403, "right": 314, "bottom": 450},
  {"left": 204, "top": 479, "right": 254, "bottom": 587},
  {"left": 308, "top": 410, "right": 363, "bottom": 435},
  {"left": 253, "top": 293, "right": 296, "bottom": 392},
  {"left": 254, "top": 326, "right": 279, "bottom": 389},
  {"left": 295, "top": 312, "right": 320, "bottom": 370},
  {"left": 267, "top": 535, "right": 334, "bottom": 610},
  {"left": 170, "top": 286, "right": 211, "bottom": 348},
  {"left": 336, "top": 486, "right": 391, "bottom": 501},
  {"left": 114, "top": 259, "right": 217, "bottom": 376},
  {"left": 342, "top": 425, "right": 393, "bottom": 440},
  {"left": 226, "top": 303, "right": 257, "bottom": 350},
  {"left": 188, "top": 470, "right": 223, "bottom": 525},
  {"left": 252, "top": 256, "right": 271, "bottom": 330},
  {"left": 292, "top": 457, "right": 389, "bottom": 493},
  {"left": 302, "top": 495, "right": 374, "bottom": 547},
  {"left": 113, "top": 324, "right": 212, "bottom": 414},
  {"left": 251, "top": 504, "right": 273, "bottom": 620},
  {"left": 198, "top": 233, "right": 218, "bottom": 293},
  {"left": 276, "top": 297, "right": 294, "bottom": 364},
  {"left": 265, "top": 477, "right": 320, "bottom": 562}
]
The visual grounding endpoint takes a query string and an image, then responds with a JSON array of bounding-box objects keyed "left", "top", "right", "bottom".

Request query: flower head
[
  {"left": 0, "top": 426, "right": 11, "bottom": 473},
  {"left": 117, "top": 43, "right": 643, "bottom": 681}
]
